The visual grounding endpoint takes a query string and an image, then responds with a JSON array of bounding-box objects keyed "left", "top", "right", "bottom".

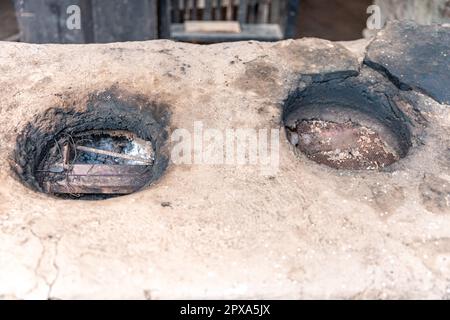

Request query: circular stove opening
[
  {"left": 283, "top": 78, "right": 412, "bottom": 171},
  {"left": 13, "top": 91, "right": 169, "bottom": 199}
]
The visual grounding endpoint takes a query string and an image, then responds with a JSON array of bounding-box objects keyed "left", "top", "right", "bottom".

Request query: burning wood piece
[
  {"left": 62, "top": 143, "right": 70, "bottom": 166},
  {"left": 42, "top": 164, "right": 152, "bottom": 195},
  {"left": 37, "top": 130, "right": 155, "bottom": 196}
]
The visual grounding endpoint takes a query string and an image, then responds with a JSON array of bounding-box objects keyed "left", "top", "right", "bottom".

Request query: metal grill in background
[
  {"left": 160, "top": 0, "right": 300, "bottom": 43},
  {"left": 170, "top": 0, "right": 283, "bottom": 23}
]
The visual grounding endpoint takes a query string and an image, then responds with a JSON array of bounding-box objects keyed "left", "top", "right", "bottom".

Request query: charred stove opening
[
  {"left": 13, "top": 91, "right": 170, "bottom": 199},
  {"left": 283, "top": 76, "right": 412, "bottom": 171}
]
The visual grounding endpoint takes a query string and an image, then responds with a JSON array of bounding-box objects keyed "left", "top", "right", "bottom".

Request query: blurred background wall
[
  {"left": 296, "top": 0, "right": 372, "bottom": 41},
  {"left": 0, "top": 0, "right": 18, "bottom": 41},
  {"left": 0, "top": 0, "right": 448, "bottom": 43},
  {"left": 375, "top": 0, "right": 450, "bottom": 25}
]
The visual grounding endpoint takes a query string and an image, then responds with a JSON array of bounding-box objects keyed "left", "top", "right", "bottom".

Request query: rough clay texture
[{"left": 0, "top": 22, "right": 449, "bottom": 299}]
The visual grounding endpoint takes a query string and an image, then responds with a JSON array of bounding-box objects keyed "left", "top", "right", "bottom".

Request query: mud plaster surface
[{"left": 0, "top": 23, "right": 450, "bottom": 299}]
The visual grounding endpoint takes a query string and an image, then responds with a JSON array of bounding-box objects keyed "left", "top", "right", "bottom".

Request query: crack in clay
[
  {"left": 364, "top": 59, "right": 419, "bottom": 93},
  {"left": 25, "top": 227, "right": 45, "bottom": 297},
  {"left": 47, "top": 239, "right": 60, "bottom": 300},
  {"left": 360, "top": 32, "right": 416, "bottom": 94},
  {"left": 27, "top": 226, "right": 61, "bottom": 299}
]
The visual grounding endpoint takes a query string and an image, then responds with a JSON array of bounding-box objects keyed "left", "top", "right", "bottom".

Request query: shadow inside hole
[
  {"left": 13, "top": 90, "right": 170, "bottom": 200},
  {"left": 283, "top": 77, "right": 412, "bottom": 170}
]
